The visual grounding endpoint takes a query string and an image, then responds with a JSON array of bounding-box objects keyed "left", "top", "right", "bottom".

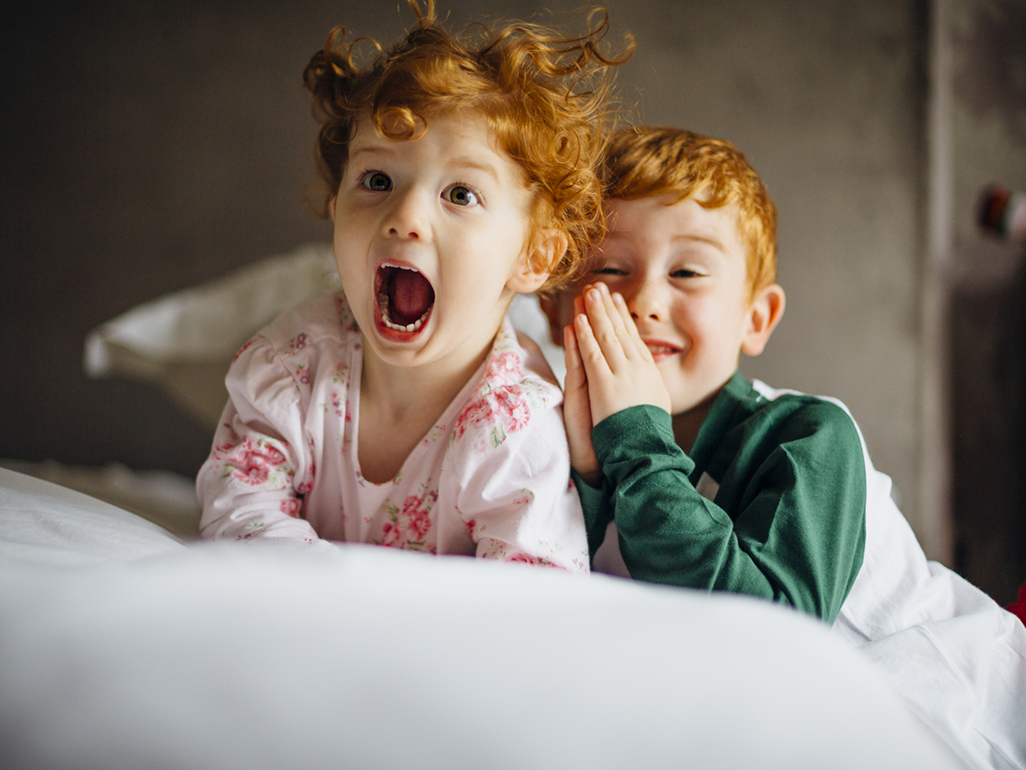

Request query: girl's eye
[
  {"left": 594, "top": 266, "right": 627, "bottom": 276},
  {"left": 362, "top": 172, "right": 391, "bottom": 192},
  {"left": 443, "top": 184, "right": 479, "bottom": 207},
  {"left": 671, "top": 268, "right": 702, "bottom": 279}
]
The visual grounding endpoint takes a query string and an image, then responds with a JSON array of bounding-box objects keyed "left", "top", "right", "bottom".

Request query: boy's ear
[
  {"left": 328, "top": 196, "right": 336, "bottom": 222},
  {"left": 741, "top": 283, "right": 785, "bottom": 356},
  {"left": 506, "top": 229, "right": 569, "bottom": 294}
]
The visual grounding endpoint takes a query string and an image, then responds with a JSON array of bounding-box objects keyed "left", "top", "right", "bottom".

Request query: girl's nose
[{"left": 383, "top": 188, "right": 431, "bottom": 241}]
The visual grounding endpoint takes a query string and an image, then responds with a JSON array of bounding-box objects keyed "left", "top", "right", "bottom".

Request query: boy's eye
[
  {"left": 362, "top": 172, "right": 391, "bottom": 192},
  {"left": 671, "top": 268, "right": 703, "bottom": 279},
  {"left": 594, "top": 266, "right": 627, "bottom": 276},
  {"left": 443, "top": 184, "right": 479, "bottom": 207}
]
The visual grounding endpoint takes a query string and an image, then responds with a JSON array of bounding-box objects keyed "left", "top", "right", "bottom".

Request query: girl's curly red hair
[{"left": 303, "top": 0, "right": 632, "bottom": 289}]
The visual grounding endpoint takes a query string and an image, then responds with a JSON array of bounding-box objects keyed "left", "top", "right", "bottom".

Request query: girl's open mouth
[{"left": 375, "top": 263, "right": 435, "bottom": 335}]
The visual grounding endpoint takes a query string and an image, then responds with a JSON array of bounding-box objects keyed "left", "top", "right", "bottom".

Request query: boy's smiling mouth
[
  {"left": 375, "top": 262, "right": 435, "bottom": 335},
  {"left": 642, "top": 339, "right": 682, "bottom": 363}
]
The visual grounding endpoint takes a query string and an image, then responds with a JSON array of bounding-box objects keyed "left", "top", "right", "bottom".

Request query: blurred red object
[
  {"left": 977, "top": 184, "right": 1026, "bottom": 243},
  {"left": 1007, "top": 582, "right": 1026, "bottom": 626}
]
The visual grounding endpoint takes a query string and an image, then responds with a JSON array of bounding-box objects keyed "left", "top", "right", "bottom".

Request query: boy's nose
[{"left": 625, "top": 279, "right": 666, "bottom": 322}]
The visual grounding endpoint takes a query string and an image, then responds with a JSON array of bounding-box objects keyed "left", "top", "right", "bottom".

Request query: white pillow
[{"left": 0, "top": 467, "right": 185, "bottom": 566}]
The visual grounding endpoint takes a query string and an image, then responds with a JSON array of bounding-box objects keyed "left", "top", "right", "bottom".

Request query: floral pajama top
[{"left": 196, "top": 293, "right": 588, "bottom": 572}]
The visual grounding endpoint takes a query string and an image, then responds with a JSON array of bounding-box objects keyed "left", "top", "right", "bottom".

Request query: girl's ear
[
  {"left": 507, "top": 229, "right": 569, "bottom": 293},
  {"left": 741, "top": 283, "right": 786, "bottom": 356},
  {"left": 328, "top": 196, "right": 336, "bottom": 222}
]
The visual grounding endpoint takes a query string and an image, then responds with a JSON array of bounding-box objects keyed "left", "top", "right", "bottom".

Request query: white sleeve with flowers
[
  {"left": 442, "top": 333, "right": 590, "bottom": 574},
  {"left": 196, "top": 334, "right": 323, "bottom": 545}
]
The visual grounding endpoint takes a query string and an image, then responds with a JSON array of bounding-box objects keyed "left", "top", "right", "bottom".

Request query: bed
[
  {"left": 0, "top": 466, "right": 966, "bottom": 770},
  {"left": 0, "top": 244, "right": 1003, "bottom": 769}
]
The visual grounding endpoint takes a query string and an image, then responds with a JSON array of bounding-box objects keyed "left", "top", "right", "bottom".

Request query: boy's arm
[
  {"left": 561, "top": 288, "right": 648, "bottom": 557},
  {"left": 594, "top": 404, "right": 866, "bottom": 622}
]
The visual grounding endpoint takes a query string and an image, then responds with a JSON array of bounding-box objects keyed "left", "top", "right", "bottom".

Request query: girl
[{"left": 196, "top": 1, "right": 631, "bottom": 570}]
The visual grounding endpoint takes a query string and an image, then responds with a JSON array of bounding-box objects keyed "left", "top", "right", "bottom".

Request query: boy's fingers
[
  {"left": 582, "top": 286, "right": 629, "bottom": 370},
  {"left": 596, "top": 283, "right": 631, "bottom": 336},
  {"left": 610, "top": 291, "right": 656, "bottom": 364},
  {"left": 601, "top": 286, "right": 644, "bottom": 358},
  {"left": 562, "top": 325, "right": 585, "bottom": 391},
  {"left": 588, "top": 283, "right": 647, "bottom": 364},
  {"left": 573, "top": 312, "right": 614, "bottom": 381},
  {"left": 595, "top": 285, "right": 647, "bottom": 362},
  {"left": 561, "top": 326, "right": 601, "bottom": 479}
]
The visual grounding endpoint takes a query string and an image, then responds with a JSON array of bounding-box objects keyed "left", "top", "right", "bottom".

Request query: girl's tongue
[{"left": 386, "top": 267, "right": 434, "bottom": 325}]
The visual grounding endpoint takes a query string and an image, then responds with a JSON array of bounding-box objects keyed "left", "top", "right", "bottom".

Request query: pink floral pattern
[
  {"left": 508, "top": 553, "right": 555, "bottom": 566},
  {"left": 295, "top": 437, "right": 316, "bottom": 494},
  {"left": 488, "top": 350, "right": 520, "bottom": 379},
  {"left": 213, "top": 435, "right": 291, "bottom": 487},
  {"left": 325, "top": 389, "right": 344, "bottom": 417},
  {"left": 454, "top": 384, "right": 533, "bottom": 449},
  {"left": 284, "top": 332, "right": 309, "bottom": 355},
  {"left": 451, "top": 334, "right": 555, "bottom": 451},
  {"left": 379, "top": 488, "right": 437, "bottom": 549},
  {"left": 478, "top": 537, "right": 559, "bottom": 567},
  {"left": 232, "top": 338, "right": 256, "bottom": 363}
]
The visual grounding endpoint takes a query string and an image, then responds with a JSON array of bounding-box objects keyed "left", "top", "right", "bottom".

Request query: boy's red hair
[
  {"left": 602, "top": 126, "right": 778, "bottom": 298},
  {"left": 303, "top": 0, "right": 632, "bottom": 288}
]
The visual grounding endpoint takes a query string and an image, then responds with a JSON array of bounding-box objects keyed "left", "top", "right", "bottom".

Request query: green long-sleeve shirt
[{"left": 576, "top": 371, "right": 866, "bottom": 622}]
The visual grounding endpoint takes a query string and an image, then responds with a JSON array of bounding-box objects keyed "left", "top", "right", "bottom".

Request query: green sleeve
[
  {"left": 571, "top": 469, "right": 613, "bottom": 558},
  {"left": 594, "top": 405, "right": 866, "bottom": 622}
]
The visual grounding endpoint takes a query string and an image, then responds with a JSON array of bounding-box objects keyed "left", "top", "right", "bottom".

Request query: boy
[
  {"left": 543, "top": 125, "right": 864, "bottom": 621},
  {"left": 541, "top": 126, "right": 1025, "bottom": 769}
]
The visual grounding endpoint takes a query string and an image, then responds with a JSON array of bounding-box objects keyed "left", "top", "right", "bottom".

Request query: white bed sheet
[{"left": 0, "top": 468, "right": 963, "bottom": 770}]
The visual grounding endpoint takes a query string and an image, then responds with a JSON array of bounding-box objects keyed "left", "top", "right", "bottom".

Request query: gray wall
[{"left": 3, "top": 1, "right": 1020, "bottom": 597}]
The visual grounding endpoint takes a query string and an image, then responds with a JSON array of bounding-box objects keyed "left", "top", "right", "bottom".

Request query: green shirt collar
[{"left": 687, "top": 370, "right": 752, "bottom": 471}]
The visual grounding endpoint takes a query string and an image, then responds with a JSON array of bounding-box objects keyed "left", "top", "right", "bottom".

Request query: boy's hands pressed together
[
  {"left": 563, "top": 315, "right": 601, "bottom": 486},
  {"left": 562, "top": 283, "right": 672, "bottom": 486},
  {"left": 575, "top": 283, "right": 672, "bottom": 423}
]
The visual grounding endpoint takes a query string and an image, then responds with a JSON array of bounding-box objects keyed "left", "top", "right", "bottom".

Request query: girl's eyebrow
[
  {"left": 347, "top": 145, "right": 501, "bottom": 184},
  {"left": 450, "top": 157, "right": 501, "bottom": 184},
  {"left": 348, "top": 145, "right": 388, "bottom": 162}
]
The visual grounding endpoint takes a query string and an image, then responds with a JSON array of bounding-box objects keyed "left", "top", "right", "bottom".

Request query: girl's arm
[{"left": 196, "top": 335, "right": 324, "bottom": 546}]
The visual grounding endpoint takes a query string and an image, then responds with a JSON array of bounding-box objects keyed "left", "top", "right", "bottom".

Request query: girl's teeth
[{"left": 378, "top": 293, "right": 428, "bottom": 332}]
